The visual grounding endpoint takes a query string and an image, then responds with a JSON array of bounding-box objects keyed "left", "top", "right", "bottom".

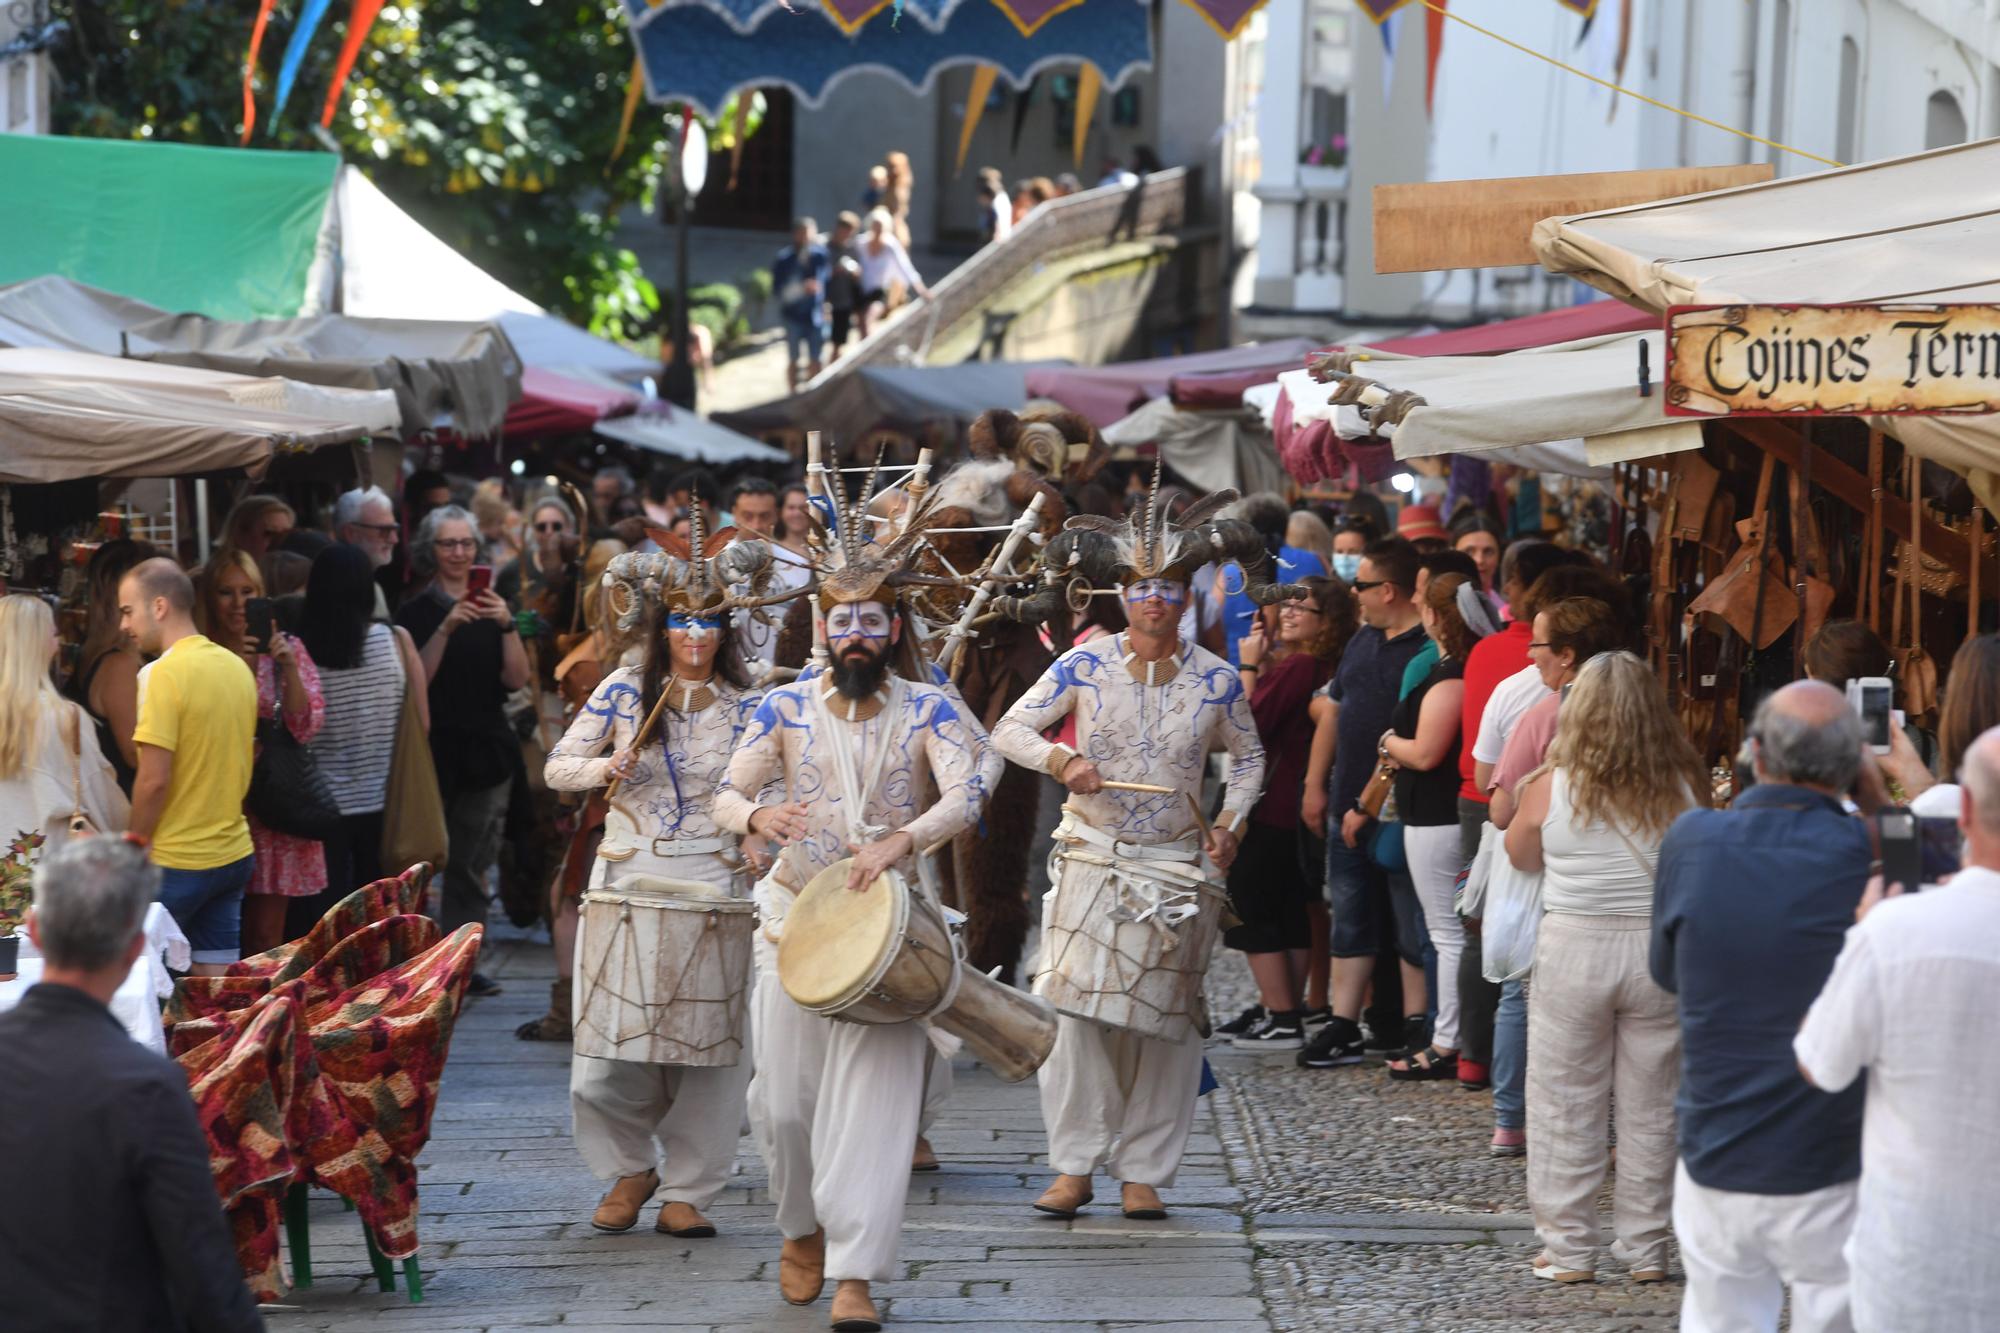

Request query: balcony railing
[{"left": 806, "top": 167, "right": 1196, "bottom": 385}]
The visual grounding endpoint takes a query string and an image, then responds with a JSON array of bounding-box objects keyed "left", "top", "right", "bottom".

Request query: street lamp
[{"left": 662, "top": 117, "right": 709, "bottom": 411}]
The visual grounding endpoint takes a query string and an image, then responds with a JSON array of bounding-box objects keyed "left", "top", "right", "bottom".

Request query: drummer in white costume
[
  {"left": 544, "top": 529, "right": 806, "bottom": 1239},
  {"left": 992, "top": 481, "right": 1269, "bottom": 1221},
  {"left": 715, "top": 498, "right": 992, "bottom": 1333}
]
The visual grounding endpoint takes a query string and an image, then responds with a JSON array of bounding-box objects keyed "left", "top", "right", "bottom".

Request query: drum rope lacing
[{"left": 573, "top": 873, "right": 751, "bottom": 1061}]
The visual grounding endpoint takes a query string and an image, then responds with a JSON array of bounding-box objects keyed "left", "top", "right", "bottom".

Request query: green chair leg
[
  {"left": 401, "top": 1256, "right": 424, "bottom": 1304},
  {"left": 361, "top": 1224, "right": 395, "bottom": 1293},
  {"left": 341, "top": 1196, "right": 356, "bottom": 1212},
  {"left": 283, "top": 1184, "right": 312, "bottom": 1289}
]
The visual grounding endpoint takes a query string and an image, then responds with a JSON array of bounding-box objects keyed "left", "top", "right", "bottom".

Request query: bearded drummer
[
  {"left": 714, "top": 518, "right": 993, "bottom": 1333},
  {"left": 991, "top": 486, "right": 1267, "bottom": 1222},
  {"left": 543, "top": 534, "right": 793, "bottom": 1240}
]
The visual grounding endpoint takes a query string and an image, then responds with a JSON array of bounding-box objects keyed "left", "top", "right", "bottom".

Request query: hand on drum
[
  {"left": 1204, "top": 825, "right": 1240, "bottom": 872},
  {"left": 845, "top": 831, "right": 914, "bottom": 891},
  {"left": 751, "top": 801, "right": 812, "bottom": 845},
  {"left": 1059, "top": 755, "right": 1104, "bottom": 794}
]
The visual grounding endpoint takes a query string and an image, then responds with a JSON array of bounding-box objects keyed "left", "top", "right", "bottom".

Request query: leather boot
[
  {"left": 655, "top": 1200, "right": 716, "bottom": 1237},
  {"left": 1033, "top": 1173, "right": 1093, "bottom": 1217},
  {"left": 910, "top": 1135, "right": 939, "bottom": 1172},
  {"left": 589, "top": 1168, "right": 658, "bottom": 1232},
  {"left": 829, "top": 1279, "right": 881, "bottom": 1331},
  {"left": 514, "top": 978, "right": 572, "bottom": 1041},
  {"left": 1121, "top": 1182, "right": 1167, "bottom": 1220},
  {"left": 780, "top": 1227, "right": 826, "bottom": 1305}
]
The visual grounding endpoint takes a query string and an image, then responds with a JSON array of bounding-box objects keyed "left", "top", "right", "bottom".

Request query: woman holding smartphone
[
  {"left": 395, "top": 505, "right": 529, "bottom": 997},
  {"left": 196, "top": 548, "right": 326, "bottom": 955}
]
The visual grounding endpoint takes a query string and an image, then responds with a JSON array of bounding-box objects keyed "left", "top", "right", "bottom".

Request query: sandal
[{"left": 1387, "top": 1046, "right": 1460, "bottom": 1081}]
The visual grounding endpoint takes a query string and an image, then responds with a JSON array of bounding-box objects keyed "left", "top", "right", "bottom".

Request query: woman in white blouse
[
  {"left": 855, "top": 208, "right": 930, "bottom": 339},
  {"left": 0, "top": 596, "right": 128, "bottom": 892},
  {"left": 1504, "top": 651, "right": 1703, "bottom": 1286}
]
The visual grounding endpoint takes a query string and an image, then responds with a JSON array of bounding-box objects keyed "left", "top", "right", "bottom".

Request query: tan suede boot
[
  {"left": 780, "top": 1227, "right": 826, "bottom": 1305},
  {"left": 514, "top": 979, "right": 572, "bottom": 1041},
  {"left": 590, "top": 1168, "right": 658, "bottom": 1232},
  {"left": 829, "top": 1279, "right": 881, "bottom": 1331},
  {"left": 655, "top": 1200, "right": 716, "bottom": 1237},
  {"left": 1033, "top": 1173, "right": 1093, "bottom": 1217},
  {"left": 910, "top": 1135, "right": 939, "bottom": 1172},
  {"left": 1121, "top": 1182, "right": 1167, "bottom": 1219}
]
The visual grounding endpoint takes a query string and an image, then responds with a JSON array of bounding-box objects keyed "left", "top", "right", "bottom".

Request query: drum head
[{"left": 779, "top": 857, "right": 899, "bottom": 1010}]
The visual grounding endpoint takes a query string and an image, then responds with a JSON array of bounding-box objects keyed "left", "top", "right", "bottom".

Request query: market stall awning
[
  {"left": 509, "top": 367, "right": 641, "bottom": 439},
  {"left": 714, "top": 361, "right": 1066, "bottom": 446},
  {"left": 1361, "top": 299, "right": 1657, "bottom": 358},
  {"left": 1101, "top": 396, "right": 1289, "bottom": 495},
  {"left": 594, "top": 408, "right": 791, "bottom": 467},
  {"left": 1530, "top": 137, "right": 2000, "bottom": 490},
  {"left": 1025, "top": 340, "right": 1317, "bottom": 427},
  {"left": 0, "top": 350, "right": 390, "bottom": 484}
]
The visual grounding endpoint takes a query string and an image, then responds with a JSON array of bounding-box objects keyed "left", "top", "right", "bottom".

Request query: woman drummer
[{"left": 543, "top": 538, "right": 779, "bottom": 1241}]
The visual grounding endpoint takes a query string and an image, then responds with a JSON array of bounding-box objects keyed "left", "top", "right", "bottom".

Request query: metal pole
[{"left": 663, "top": 174, "right": 697, "bottom": 411}]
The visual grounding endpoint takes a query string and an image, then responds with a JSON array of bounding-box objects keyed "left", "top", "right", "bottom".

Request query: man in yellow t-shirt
[{"left": 119, "top": 559, "right": 258, "bottom": 975}]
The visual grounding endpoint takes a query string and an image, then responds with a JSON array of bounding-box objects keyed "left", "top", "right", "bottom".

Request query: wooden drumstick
[
  {"left": 1184, "top": 791, "right": 1214, "bottom": 846},
  {"left": 605, "top": 684, "right": 675, "bottom": 803},
  {"left": 1102, "top": 780, "right": 1175, "bottom": 794}
]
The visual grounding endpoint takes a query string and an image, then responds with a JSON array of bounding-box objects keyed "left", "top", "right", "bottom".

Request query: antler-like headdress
[{"left": 601, "top": 507, "right": 810, "bottom": 634}]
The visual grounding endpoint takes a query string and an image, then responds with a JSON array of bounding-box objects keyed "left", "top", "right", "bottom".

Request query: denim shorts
[
  {"left": 1326, "top": 833, "right": 1426, "bottom": 964},
  {"left": 782, "top": 314, "right": 826, "bottom": 364},
  {"left": 157, "top": 855, "right": 255, "bottom": 966}
]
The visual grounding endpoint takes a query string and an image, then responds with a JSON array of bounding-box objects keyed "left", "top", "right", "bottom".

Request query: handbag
[
  {"left": 1368, "top": 818, "right": 1406, "bottom": 874},
  {"left": 59, "top": 706, "right": 98, "bottom": 839},
  {"left": 1356, "top": 746, "right": 1397, "bottom": 819},
  {"left": 1891, "top": 455, "right": 1940, "bottom": 721},
  {"left": 247, "top": 715, "right": 343, "bottom": 840},
  {"left": 381, "top": 673, "right": 449, "bottom": 873},
  {"left": 1480, "top": 821, "right": 1542, "bottom": 983}
]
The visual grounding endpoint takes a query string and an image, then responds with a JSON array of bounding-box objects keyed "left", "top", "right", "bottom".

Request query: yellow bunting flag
[
  {"left": 956, "top": 65, "right": 1001, "bottom": 176},
  {"left": 1072, "top": 62, "right": 1101, "bottom": 171},
  {"left": 610, "top": 56, "right": 647, "bottom": 169},
  {"left": 729, "top": 93, "right": 753, "bottom": 191}
]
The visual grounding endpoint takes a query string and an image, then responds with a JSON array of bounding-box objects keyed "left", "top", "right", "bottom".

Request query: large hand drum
[{"left": 778, "top": 858, "right": 1057, "bottom": 1082}]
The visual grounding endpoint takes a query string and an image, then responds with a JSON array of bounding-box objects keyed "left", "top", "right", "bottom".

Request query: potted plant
[{"left": 0, "top": 831, "right": 44, "bottom": 979}]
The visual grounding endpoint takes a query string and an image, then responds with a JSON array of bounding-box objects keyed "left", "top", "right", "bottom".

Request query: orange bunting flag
[
  {"left": 319, "top": 0, "right": 388, "bottom": 128},
  {"left": 728, "top": 93, "right": 753, "bottom": 191},
  {"left": 241, "top": 0, "right": 278, "bottom": 145},
  {"left": 1072, "top": 62, "right": 1101, "bottom": 170},
  {"left": 1423, "top": 0, "right": 1445, "bottom": 114},
  {"left": 955, "top": 65, "right": 1000, "bottom": 175}
]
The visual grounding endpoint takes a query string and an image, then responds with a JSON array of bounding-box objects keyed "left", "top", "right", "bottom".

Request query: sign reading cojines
[{"left": 1664, "top": 304, "right": 2000, "bottom": 417}]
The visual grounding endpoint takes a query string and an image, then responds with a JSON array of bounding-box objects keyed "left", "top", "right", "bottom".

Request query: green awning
[{"left": 0, "top": 136, "right": 337, "bottom": 321}]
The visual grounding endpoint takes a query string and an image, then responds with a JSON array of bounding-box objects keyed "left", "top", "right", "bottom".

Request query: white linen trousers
[{"left": 1674, "top": 1161, "right": 1857, "bottom": 1333}]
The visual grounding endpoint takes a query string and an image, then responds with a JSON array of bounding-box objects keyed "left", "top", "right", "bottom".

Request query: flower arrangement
[
  {"left": 1300, "top": 134, "right": 1349, "bottom": 168},
  {"left": 0, "top": 830, "right": 44, "bottom": 937}
]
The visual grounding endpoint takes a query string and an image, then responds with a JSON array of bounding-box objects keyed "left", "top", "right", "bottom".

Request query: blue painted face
[
  {"left": 1123, "top": 578, "right": 1187, "bottom": 608},
  {"left": 826, "top": 600, "right": 894, "bottom": 650},
  {"left": 667, "top": 613, "right": 725, "bottom": 634}
]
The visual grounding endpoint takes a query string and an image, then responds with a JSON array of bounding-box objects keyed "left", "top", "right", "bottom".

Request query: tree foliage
[{"left": 52, "top": 0, "right": 758, "bottom": 339}]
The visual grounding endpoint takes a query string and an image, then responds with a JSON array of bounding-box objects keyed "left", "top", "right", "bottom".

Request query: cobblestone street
[{"left": 265, "top": 928, "right": 1680, "bottom": 1332}]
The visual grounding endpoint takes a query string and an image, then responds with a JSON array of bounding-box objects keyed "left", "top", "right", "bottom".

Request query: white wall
[
  {"left": 791, "top": 75, "right": 943, "bottom": 248},
  {"left": 0, "top": 3, "right": 53, "bottom": 135}
]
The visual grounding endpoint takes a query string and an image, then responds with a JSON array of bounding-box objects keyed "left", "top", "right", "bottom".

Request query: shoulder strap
[{"left": 64, "top": 704, "right": 84, "bottom": 815}]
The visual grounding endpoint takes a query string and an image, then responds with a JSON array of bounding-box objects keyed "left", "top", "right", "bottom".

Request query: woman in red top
[{"left": 1219, "top": 576, "right": 1356, "bottom": 1050}]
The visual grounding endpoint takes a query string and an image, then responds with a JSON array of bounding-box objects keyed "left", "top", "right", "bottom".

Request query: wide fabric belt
[
  {"left": 1051, "top": 809, "right": 1225, "bottom": 933},
  {"left": 599, "top": 832, "right": 737, "bottom": 861}
]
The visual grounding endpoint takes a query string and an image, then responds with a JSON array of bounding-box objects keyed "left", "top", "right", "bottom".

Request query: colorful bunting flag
[
  {"left": 1554, "top": 0, "right": 1598, "bottom": 16},
  {"left": 955, "top": 65, "right": 1001, "bottom": 175},
  {"left": 1354, "top": 0, "right": 1416, "bottom": 23},
  {"left": 273, "top": 0, "right": 335, "bottom": 124},
  {"left": 1423, "top": 0, "right": 1445, "bottom": 114},
  {"left": 1178, "top": 0, "right": 1267, "bottom": 39},
  {"left": 320, "top": 0, "right": 388, "bottom": 128},
  {"left": 988, "top": 0, "right": 1089, "bottom": 39},
  {"left": 240, "top": 0, "right": 278, "bottom": 145},
  {"left": 1379, "top": 8, "right": 1399, "bottom": 107},
  {"left": 1072, "top": 62, "right": 1101, "bottom": 169}
]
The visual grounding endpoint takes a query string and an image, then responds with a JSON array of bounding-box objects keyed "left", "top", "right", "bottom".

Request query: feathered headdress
[
  {"left": 602, "top": 505, "right": 809, "bottom": 634},
  {"left": 809, "top": 444, "right": 987, "bottom": 611}
]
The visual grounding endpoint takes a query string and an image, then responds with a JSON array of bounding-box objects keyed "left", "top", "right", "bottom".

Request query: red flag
[
  {"left": 240, "top": 0, "right": 278, "bottom": 145},
  {"left": 320, "top": 0, "right": 388, "bottom": 129},
  {"left": 1424, "top": 0, "right": 1446, "bottom": 115}
]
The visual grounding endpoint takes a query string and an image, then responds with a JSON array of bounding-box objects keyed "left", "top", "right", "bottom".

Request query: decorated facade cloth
[
  {"left": 544, "top": 666, "right": 761, "bottom": 850},
  {"left": 991, "top": 632, "right": 1264, "bottom": 843},
  {"left": 164, "top": 871, "right": 431, "bottom": 1027},
  {"left": 176, "top": 994, "right": 314, "bottom": 1302},
  {"left": 173, "top": 923, "right": 486, "bottom": 1263},
  {"left": 623, "top": 0, "right": 1265, "bottom": 39},
  {"left": 628, "top": 0, "right": 1152, "bottom": 116}
]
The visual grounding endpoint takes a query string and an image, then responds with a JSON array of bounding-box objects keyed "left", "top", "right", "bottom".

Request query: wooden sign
[
  {"left": 1665, "top": 304, "right": 2000, "bottom": 417},
  {"left": 1372, "top": 163, "right": 1773, "bottom": 273}
]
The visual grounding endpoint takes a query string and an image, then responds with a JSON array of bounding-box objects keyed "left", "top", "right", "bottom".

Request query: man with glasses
[
  {"left": 1298, "top": 536, "right": 1432, "bottom": 1071},
  {"left": 335, "top": 485, "right": 403, "bottom": 620},
  {"left": 993, "top": 493, "right": 1265, "bottom": 1227}
]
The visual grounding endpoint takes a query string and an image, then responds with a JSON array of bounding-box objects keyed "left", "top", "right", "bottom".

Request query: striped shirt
[{"left": 310, "top": 623, "right": 405, "bottom": 815}]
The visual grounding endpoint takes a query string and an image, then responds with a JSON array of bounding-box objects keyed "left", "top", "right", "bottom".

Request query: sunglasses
[
  {"left": 1350, "top": 579, "right": 1390, "bottom": 593},
  {"left": 534, "top": 521, "right": 566, "bottom": 533},
  {"left": 352, "top": 522, "right": 398, "bottom": 535}
]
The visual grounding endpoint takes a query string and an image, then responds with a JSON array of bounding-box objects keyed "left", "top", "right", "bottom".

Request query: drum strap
[{"left": 1052, "top": 811, "right": 1227, "bottom": 941}]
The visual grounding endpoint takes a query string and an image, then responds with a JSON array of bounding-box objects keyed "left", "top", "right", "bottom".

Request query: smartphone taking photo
[
  {"left": 1848, "top": 676, "right": 1894, "bottom": 754},
  {"left": 466, "top": 564, "right": 494, "bottom": 601},
  {"left": 244, "top": 597, "right": 276, "bottom": 654},
  {"left": 1876, "top": 807, "right": 1923, "bottom": 894}
]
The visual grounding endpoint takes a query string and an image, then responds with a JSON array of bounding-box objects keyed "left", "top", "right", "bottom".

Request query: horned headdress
[
  {"left": 807, "top": 444, "right": 993, "bottom": 613},
  {"left": 601, "top": 504, "right": 810, "bottom": 635}
]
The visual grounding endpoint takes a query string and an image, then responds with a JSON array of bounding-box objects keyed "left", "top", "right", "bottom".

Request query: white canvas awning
[
  {"left": 0, "top": 348, "right": 392, "bottom": 484},
  {"left": 1274, "top": 331, "right": 1703, "bottom": 478},
  {"left": 1531, "top": 137, "right": 2000, "bottom": 492},
  {"left": 1101, "top": 398, "right": 1291, "bottom": 496},
  {"left": 594, "top": 409, "right": 790, "bottom": 467}
]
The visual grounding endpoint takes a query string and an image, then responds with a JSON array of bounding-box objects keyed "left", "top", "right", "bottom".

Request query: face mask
[{"left": 1332, "top": 552, "right": 1363, "bottom": 582}]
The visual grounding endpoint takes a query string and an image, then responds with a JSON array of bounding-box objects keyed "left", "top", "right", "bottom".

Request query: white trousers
[
  {"left": 919, "top": 1045, "right": 953, "bottom": 1136},
  {"left": 1674, "top": 1162, "right": 1857, "bottom": 1333},
  {"left": 1039, "top": 1016, "right": 1203, "bottom": 1186},
  {"left": 1403, "top": 822, "right": 1466, "bottom": 1052},
  {"left": 746, "top": 948, "right": 929, "bottom": 1283},
  {"left": 570, "top": 1054, "right": 752, "bottom": 1208}
]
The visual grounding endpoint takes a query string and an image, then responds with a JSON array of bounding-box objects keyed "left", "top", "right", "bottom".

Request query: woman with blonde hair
[
  {"left": 196, "top": 549, "right": 327, "bottom": 954},
  {"left": 472, "top": 478, "right": 524, "bottom": 566},
  {"left": 217, "top": 494, "right": 296, "bottom": 562},
  {"left": 1505, "top": 650, "right": 1704, "bottom": 1285},
  {"left": 0, "top": 595, "right": 128, "bottom": 886},
  {"left": 882, "top": 149, "right": 915, "bottom": 249},
  {"left": 1286, "top": 510, "right": 1334, "bottom": 581}
]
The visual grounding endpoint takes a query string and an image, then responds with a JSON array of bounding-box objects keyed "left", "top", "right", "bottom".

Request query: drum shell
[
  {"left": 1035, "top": 851, "right": 1221, "bottom": 1042},
  {"left": 574, "top": 882, "right": 755, "bottom": 1067},
  {"left": 934, "top": 968, "right": 1058, "bottom": 1082}
]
